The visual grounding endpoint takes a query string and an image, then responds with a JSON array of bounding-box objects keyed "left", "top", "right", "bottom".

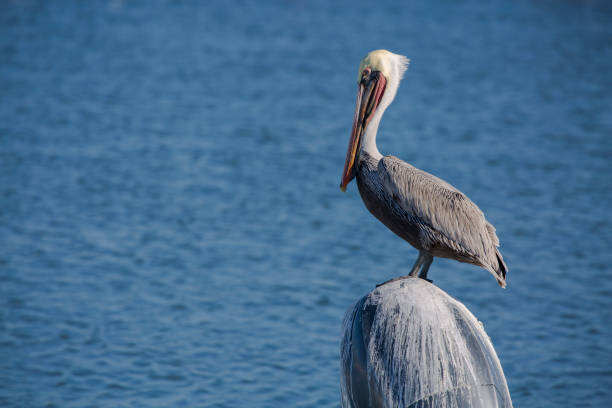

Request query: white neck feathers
[{"left": 360, "top": 52, "right": 409, "bottom": 162}]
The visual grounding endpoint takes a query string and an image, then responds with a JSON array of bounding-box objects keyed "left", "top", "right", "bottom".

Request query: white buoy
[{"left": 340, "top": 277, "right": 512, "bottom": 408}]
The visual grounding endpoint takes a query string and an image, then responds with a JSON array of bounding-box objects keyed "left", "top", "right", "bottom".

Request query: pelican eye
[{"left": 362, "top": 67, "right": 372, "bottom": 81}]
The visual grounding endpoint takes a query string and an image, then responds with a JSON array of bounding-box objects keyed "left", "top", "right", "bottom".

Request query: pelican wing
[{"left": 379, "top": 156, "right": 498, "bottom": 262}]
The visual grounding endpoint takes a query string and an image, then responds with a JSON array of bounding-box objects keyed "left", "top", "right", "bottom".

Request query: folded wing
[{"left": 379, "top": 156, "right": 503, "bottom": 280}]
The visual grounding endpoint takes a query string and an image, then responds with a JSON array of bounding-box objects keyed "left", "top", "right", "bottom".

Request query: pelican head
[{"left": 340, "top": 50, "right": 409, "bottom": 192}]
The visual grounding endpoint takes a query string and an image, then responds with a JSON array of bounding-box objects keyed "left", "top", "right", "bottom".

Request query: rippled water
[{"left": 1, "top": 1, "right": 611, "bottom": 407}]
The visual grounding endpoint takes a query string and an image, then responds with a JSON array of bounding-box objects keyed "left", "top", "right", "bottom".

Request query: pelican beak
[{"left": 340, "top": 70, "right": 386, "bottom": 192}]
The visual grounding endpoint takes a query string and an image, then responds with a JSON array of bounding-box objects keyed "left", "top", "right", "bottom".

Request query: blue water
[{"left": 1, "top": 1, "right": 611, "bottom": 406}]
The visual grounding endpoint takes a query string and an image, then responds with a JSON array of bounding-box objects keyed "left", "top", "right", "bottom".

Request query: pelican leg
[
  {"left": 418, "top": 253, "right": 434, "bottom": 282},
  {"left": 408, "top": 252, "right": 425, "bottom": 277},
  {"left": 376, "top": 252, "right": 425, "bottom": 287}
]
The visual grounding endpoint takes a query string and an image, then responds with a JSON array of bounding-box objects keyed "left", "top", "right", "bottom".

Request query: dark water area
[{"left": 1, "top": 1, "right": 611, "bottom": 406}]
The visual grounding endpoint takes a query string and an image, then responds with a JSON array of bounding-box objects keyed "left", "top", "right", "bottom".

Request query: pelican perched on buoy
[{"left": 340, "top": 50, "right": 508, "bottom": 287}]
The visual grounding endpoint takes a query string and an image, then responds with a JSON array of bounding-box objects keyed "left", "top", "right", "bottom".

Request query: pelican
[{"left": 340, "top": 50, "right": 508, "bottom": 287}]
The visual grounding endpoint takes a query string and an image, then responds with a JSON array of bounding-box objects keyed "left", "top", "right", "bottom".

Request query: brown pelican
[{"left": 340, "top": 50, "right": 508, "bottom": 287}]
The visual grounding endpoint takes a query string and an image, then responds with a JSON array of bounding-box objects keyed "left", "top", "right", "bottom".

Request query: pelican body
[{"left": 340, "top": 50, "right": 507, "bottom": 287}]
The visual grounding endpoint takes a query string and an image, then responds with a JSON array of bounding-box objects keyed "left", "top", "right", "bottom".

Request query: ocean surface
[{"left": 1, "top": 1, "right": 611, "bottom": 407}]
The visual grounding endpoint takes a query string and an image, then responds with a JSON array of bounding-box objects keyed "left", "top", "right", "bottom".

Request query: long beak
[{"left": 340, "top": 72, "right": 386, "bottom": 192}]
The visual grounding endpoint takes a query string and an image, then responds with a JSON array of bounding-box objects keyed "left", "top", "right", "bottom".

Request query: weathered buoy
[{"left": 340, "top": 277, "right": 512, "bottom": 408}]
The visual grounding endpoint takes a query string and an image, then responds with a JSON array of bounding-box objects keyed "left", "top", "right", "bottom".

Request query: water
[{"left": 1, "top": 1, "right": 611, "bottom": 406}]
